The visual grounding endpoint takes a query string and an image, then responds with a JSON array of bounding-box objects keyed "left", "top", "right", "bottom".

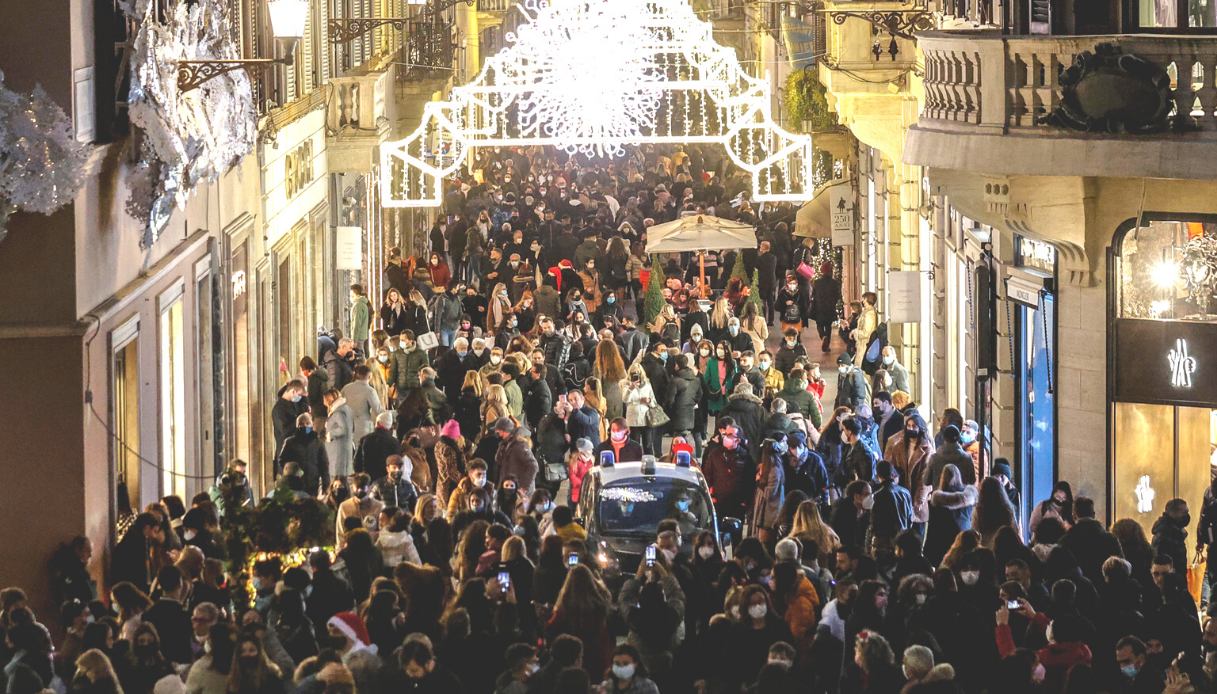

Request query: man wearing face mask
[
  {"left": 335, "top": 474, "right": 383, "bottom": 547},
  {"left": 275, "top": 413, "right": 330, "bottom": 494},
  {"left": 495, "top": 643, "right": 540, "bottom": 694},
  {"left": 1152, "top": 498, "right": 1192, "bottom": 577},
  {"left": 595, "top": 418, "right": 644, "bottom": 465},
  {"left": 774, "top": 328, "right": 807, "bottom": 377},
  {"left": 272, "top": 379, "right": 308, "bottom": 457},
  {"left": 494, "top": 417, "right": 539, "bottom": 495},
  {"left": 702, "top": 422, "right": 755, "bottom": 520},
  {"left": 834, "top": 354, "right": 870, "bottom": 411}
]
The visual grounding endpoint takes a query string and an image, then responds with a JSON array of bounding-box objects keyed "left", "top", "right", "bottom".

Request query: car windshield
[{"left": 597, "top": 477, "right": 711, "bottom": 537}]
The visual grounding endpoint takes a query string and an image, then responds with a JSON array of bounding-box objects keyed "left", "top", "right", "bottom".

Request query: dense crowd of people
[{"left": 8, "top": 145, "right": 1217, "bottom": 694}]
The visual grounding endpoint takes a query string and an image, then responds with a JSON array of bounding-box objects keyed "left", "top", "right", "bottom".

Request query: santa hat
[{"left": 327, "top": 612, "right": 376, "bottom": 654}]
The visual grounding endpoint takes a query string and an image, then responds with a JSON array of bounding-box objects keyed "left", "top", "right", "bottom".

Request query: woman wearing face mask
[
  {"left": 700, "top": 341, "right": 738, "bottom": 418},
  {"left": 776, "top": 273, "right": 806, "bottom": 339},
  {"left": 686, "top": 531, "right": 725, "bottom": 636},
  {"left": 726, "top": 585, "right": 794, "bottom": 690},
  {"left": 226, "top": 634, "right": 286, "bottom": 694},
  {"left": 512, "top": 292, "right": 537, "bottom": 334},
  {"left": 1029, "top": 481, "right": 1075, "bottom": 535},
  {"left": 427, "top": 252, "right": 450, "bottom": 290},
  {"left": 365, "top": 348, "right": 392, "bottom": 405},
  {"left": 486, "top": 282, "right": 513, "bottom": 335},
  {"left": 123, "top": 623, "right": 181, "bottom": 693},
  {"left": 600, "top": 644, "right": 659, "bottom": 694},
  {"left": 622, "top": 367, "right": 658, "bottom": 455},
  {"left": 924, "top": 464, "right": 979, "bottom": 568}
]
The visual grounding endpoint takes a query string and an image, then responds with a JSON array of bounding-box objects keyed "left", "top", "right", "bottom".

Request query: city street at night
[{"left": 2, "top": 0, "right": 1217, "bottom": 692}]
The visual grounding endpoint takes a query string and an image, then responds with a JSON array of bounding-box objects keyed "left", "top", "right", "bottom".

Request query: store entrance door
[{"left": 1018, "top": 291, "right": 1056, "bottom": 534}]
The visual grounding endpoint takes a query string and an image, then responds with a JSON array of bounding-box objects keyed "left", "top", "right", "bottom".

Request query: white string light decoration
[{"left": 381, "top": 0, "right": 814, "bottom": 207}]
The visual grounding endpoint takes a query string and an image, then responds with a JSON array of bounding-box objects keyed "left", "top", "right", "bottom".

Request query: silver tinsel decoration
[
  {"left": 0, "top": 69, "right": 91, "bottom": 240},
  {"left": 126, "top": 0, "right": 256, "bottom": 244}
]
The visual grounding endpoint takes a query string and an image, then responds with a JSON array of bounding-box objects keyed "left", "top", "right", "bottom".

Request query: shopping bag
[
  {"left": 1189, "top": 549, "right": 1206, "bottom": 605},
  {"left": 796, "top": 261, "right": 815, "bottom": 280},
  {"left": 416, "top": 331, "right": 439, "bottom": 351}
]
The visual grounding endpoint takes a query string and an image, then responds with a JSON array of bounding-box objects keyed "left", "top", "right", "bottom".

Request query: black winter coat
[
  {"left": 721, "top": 393, "right": 767, "bottom": 458},
  {"left": 355, "top": 427, "right": 400, "bottom": 482},
  {"left": 1152, "top": 513, "right": 1191, "bottom": 576},
  {"left": 276, "top": 430, "right": 330, "bottom": 493},
  {"left": 665, "top": 367, "right": 702, "bottom": 432}
]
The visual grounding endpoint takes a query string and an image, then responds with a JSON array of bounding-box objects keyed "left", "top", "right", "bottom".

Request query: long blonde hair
[
  {"left": 787, "top": 500, "right": 840, "bottom": 556},
  {"left": 461, "top": 370, "right": 483, "bottom": 396},
  {"left": 75, "top": 650, "right": 122, "bottom": 690},
  {"left": 709, "top": 296, "right": 732, "bottom": 330},
  {"left": 481, "top": 384, "right": 510, "bottom": 423}
]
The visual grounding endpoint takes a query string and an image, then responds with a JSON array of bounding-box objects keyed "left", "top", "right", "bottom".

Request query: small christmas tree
[
  {"left": 643, "top": 255, "right": 668, "bottom": 327},
  {"left": 728, "top": 251, "right": 749, "bottom": 286}
]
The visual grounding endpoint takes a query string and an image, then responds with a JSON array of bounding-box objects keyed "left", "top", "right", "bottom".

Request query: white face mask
[
  {"left": 960, "top": 570, "right": 980, "bottom": 586},
  {"left": 861, "top": 494, "right": 874, "bottom": 510},
  {"left": 184, "top": 529, "right": 197, "bottom": 541},
  {"left": 914, "top": 593, "right": 927, "bottom": 605},
  {"left": 883, "top": 355, "right": 895, "bottom": 365},
  {"left": 491, "top": 355, "right": 503, "bottom": 365},
  {"left": 748, "top": 604, "right": 768, "bottom": 620},
  {"left": 698, "top": 546, "right": 717, "bottom": 560},
  {"left": 612, "top": 664, "right": 636, "bottom": 681},
  {"left": 661, "top": 548, "right": 677, "bottom": 563},
  {"left": 729, "top": 605, "right": 741, "bottom": 620}
]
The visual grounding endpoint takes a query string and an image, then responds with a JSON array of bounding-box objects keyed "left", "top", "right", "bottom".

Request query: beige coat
[{"left": 883, "top": 432, "right": 935, "bottom": 523}]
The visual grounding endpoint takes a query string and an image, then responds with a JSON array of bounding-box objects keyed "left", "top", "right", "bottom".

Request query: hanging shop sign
[
  {"left": 1005, "top": 268, "right": 1052, "bottom": 309},
  {"left": 887, "top": 271, "right": 922, "bottom": 323},
  {"left": 830, "top": 184, "right": 854, "bottom": 247},
  {"left": 335, "top": 226, "right": 363, "bottom": 271},
  {"left": 1113, "top": 318, "right": 1217, "bottom": 407}
]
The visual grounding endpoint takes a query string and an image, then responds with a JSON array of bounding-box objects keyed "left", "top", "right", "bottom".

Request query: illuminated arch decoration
[{"left": 381, "top": 0, "right": 814, "bottom": 208}]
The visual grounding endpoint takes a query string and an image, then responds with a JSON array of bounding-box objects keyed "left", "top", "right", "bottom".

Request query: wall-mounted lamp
[{"left": 176, "top": 0, "right": 309, "bottom": 92}]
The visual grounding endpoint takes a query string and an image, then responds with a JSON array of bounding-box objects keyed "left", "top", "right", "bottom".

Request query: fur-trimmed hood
[{"left": 931, "top": 486, "right": 978, "bottom": 509}]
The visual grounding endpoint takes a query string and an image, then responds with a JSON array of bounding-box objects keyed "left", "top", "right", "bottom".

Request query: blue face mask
[
  {"left": 960, "top": 433, "right": 976, "bottom": 445},
  {"left": 303, "top": 426, "right": 313, "bottom": 434},
  {"left": 729, "top": 327, "right": 739, "bottom": 336},
  {"left": 676, "top": 500, "right": 691, "bottom": 512},
  {"left": 659, "top": 352, "right": 669, "bottom": 362},
  {"left": 607, "top": 297, "right": 616, "bottom": 304},
  {"left": 1120, "top": 664, "right": 1139, "bottom": 679},
  {"left": 457, "top": 350, "right": 468, "bottom": 358}
]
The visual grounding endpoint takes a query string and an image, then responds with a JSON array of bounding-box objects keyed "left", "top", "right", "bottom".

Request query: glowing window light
[
  {"left": 1150, "top": 258, "right": 1180, "bottom": 289},
  {"left": 381, "top": 0, "right": 814, "bottom": 207}
]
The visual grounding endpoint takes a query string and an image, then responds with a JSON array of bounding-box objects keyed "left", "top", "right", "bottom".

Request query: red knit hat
[{"left": 327, "top": 612, "right": 371, "bottom": 648}]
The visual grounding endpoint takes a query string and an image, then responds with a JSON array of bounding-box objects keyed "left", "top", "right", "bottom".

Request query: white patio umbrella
[{"left": 646, "top": 215, "right": 757, "bottom": 296}]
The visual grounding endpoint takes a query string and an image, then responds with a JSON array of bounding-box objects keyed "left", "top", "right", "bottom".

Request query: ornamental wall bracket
[
  {"left": 826, "top": 6, "right": 935, "bottom": 41},
  {"left": 175, "top": 58, "right": 290, "bottom": 93},
  {"left": 328, "top": 18, "right": 410, "bottom": 43}
]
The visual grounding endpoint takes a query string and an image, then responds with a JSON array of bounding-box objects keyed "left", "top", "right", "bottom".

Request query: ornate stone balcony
[{"left": 906, "top": 31, "right": 1217, "bottom": 180}]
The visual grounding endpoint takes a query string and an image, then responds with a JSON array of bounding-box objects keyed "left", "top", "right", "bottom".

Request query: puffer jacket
[
  {"left": 883, "top": 433, "right": 935, "bottom": 523},
  {"left": 721, "top": 391, "right": 766, "bottom": 457},
  {"left": 376, "top": 529, "right": 421, "bottom": 567},
  {"left": 782, "top": 573, "right": 820, "bottom": 641},
  {"left": 778, "top": 379, "right": 822, "bottom": 430},
  {"left": 665, "top": 367, "right": 702, "bottom": 432},
  {"left": 567, "top": 451, "right": 594, "bottom": 504},
  {"left": 388, "top": 345, "right": 430, "bottom": 391}
]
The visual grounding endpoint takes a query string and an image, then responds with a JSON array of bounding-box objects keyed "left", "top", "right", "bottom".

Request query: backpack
[{"left": 861, "top": 323, "right": 889, "bottom": 375}]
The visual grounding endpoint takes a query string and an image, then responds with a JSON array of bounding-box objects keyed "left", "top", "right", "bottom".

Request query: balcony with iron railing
[
  {"left": 906, "top": 31, "right": 1217, "bottom": 179},
  {"left": 476, "top": 0, "right": 512, "bottom": 11}
]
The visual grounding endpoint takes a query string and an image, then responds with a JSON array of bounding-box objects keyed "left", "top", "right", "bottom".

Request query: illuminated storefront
[
  {"left": 1009, "top": 236, "right": 1057, "bottom": 531},
  {"left": 1110, "top": 215, "right": 1217, "bottom": 541}
]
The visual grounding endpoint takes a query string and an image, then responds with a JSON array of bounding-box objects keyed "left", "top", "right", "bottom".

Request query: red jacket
[
  {"left": 567, "top": 453, "right": 593, "bottom": 504},
  {"left": 996, "top": 614, "right": 1092, "bottom": 694}
]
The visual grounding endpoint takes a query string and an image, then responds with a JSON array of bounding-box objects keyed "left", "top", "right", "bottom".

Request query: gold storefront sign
[{"left": 285, "top": 139, "right": 315, "bottom": 200}]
